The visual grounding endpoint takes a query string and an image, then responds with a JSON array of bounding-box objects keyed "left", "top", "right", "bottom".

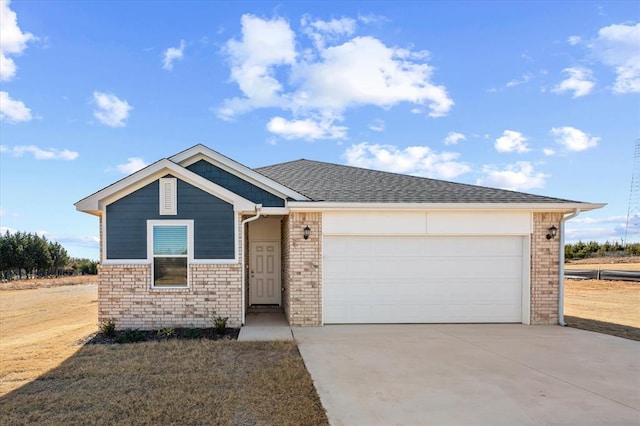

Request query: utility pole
[{"left": 624, "top": 139, "right": 640, "bottom": 246}]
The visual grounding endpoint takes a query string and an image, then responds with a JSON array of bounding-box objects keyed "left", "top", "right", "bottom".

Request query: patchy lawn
[{"left": 0, "top": 340, "right": 328, "bottom": 426}]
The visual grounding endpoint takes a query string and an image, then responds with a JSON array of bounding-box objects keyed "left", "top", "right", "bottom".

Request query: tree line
[
  {"left": 0, "top": 231, "right": 98, "bottom": 280},
  {"left": 564, "top": 240, "right": 640, "bottom": 260}
]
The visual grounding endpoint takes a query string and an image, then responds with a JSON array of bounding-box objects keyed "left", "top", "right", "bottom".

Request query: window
[{"left": 148, "top": 220, "right": 193, "bottom": 288}]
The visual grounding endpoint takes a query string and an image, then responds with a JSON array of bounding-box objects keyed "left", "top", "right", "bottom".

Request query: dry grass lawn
[
  {"left": 564, "top": 279, "right": 640, "bottom": 340},
  {"left": 0, "top": 280, "right": 98, "bottom": 396},
  {"left": 0, "top": 340, "right": 327, "bottom": 426},
  {"left": 0, "top": 279, "right": 328, "bottom": 425}
]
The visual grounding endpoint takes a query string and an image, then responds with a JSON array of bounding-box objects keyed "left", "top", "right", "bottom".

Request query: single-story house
[{"left": 75, "top": 144, "right": 604, "bottom": 328}]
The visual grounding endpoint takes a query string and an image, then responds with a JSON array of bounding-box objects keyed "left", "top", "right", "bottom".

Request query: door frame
[{"left": 249, "top": 240, "right": 281, "bottom": 305}]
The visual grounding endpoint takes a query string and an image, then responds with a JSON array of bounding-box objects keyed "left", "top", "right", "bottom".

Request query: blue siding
[
  {"left": 187, "top": 160, "right": 285, "bottom": 207},
  {"left": 106, "top": 178, "right": 235, "bottom": 259}
]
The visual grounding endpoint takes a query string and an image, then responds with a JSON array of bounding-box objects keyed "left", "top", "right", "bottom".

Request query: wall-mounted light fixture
[
  {"left": 303, "top": 226, "right": 311, "bottom": 240},
  {"left": 546, "top": 225, "right": 557, "bottom": 240}
]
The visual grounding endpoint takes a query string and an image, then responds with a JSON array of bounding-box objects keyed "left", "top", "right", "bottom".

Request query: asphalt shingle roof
[{"left": 255, "top": 159, "right": 579, "bottom": 204}]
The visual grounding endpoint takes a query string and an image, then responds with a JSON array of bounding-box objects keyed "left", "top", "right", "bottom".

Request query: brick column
[
  {"left": 530, "top": 212, "right": 562, "bottom": 324},
  {"left": 285, "top": 212, "right": 322, "bottom": 326}
]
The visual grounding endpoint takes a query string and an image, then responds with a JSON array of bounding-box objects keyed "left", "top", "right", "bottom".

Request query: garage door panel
[{"left": 323, "top": 236, "right": 524, "bottom": 324}]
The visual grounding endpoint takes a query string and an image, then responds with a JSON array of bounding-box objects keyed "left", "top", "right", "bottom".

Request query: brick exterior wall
[
  {"left": 530, "top": 212, "right": 562, "bottom": 325},
  {"left": 284, "top": 212, "right": 322, "bottom": 326},
  {"left": 98, "top": 263, "right": 242, "bottom": 329},
  {"left": 97, "top": 214, "right": 244, "bottom": 330}
]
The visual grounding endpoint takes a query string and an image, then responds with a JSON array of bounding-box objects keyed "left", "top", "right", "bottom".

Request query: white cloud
[
  {"left": 219, "top": 14, "right": 296, "bottom": 119},
  {"left": 589, "top": 23, "right": 640, "bottom": 94},
  {"left": 0, "top": 226, "right": 16, "bottom": 235},
  {"left": 0, "top": 0, "right": 35, "bottom": 81},
  {"left": 506, "top": 73, "right": 532, "bottom": 87},
  {"left": 565, "top": 214, "right": 640, "bottom": 244},
  {"left": 266, "top": 116, "right": 347, "bottom": 140},
  {"left": 495, "top": 130, "right": 530, "bottom": 153},
  {"left": 551, "top": 67, "right": 595, "bottom": 98},
  {"left": 0, "top": 91, "right": 31, "bottom": 123},
  {"left": 369, "top": 119, "right": 384, "bottom": 132},
  {"left": 551, "top": 126, "right": 599, "bottom": 151},
  {"left": 571, "top": 215, "right": 627, "bottom": 225},
  {"left": 344, "top": 142, "right": 471, "bottom": 179},
  {"left": 302, "top": 16, "right": 356, "bottom": 50},
  {"left": 292, "top": 36, "right": 452, "bottom": 117},
  {"left": 1, "top": 144, "right": 79, "bottom": 160},
  {"left": 567, "top": 35, "right": 582, "bottom": 46},
  {"left": 162, "top": 40, "right": 185, "bottom": 71},
  {"left": 444, "top": 131, "right": 466, "bottom": 145},
  {"left": 219, "top": 14, "right": 453, "bottom": 135},
  {"left": 543, "top": 147, "right": 556, "bottom": 156},
  {"left": 478, "top": 161, "right": 548, "bottom": 191},
  {"left": 115, "top": 157, "right": 148, "bottom": 174},
  {"left": 93, "top": 91, "right": 132, "bottom": 127}
]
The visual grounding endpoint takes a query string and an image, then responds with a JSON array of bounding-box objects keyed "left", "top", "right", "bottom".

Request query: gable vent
[{"left": 159, "top": 178, "right": 177, "bottom": 215}]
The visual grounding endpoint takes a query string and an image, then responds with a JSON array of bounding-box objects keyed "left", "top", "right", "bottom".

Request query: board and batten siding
[
  {"left": 106, "top": 177, "right": 235, "bottom": 260},
  {"left": 187, "top": 160, "right": 285, "bottom": 207}
]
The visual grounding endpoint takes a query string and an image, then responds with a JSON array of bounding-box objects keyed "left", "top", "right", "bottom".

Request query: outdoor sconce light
[
  {"left": 546, "top": 225, "right": 557, "bottom": 240},
  {"left": 303, "top": 226, "right": 311, "bottom": 240}
]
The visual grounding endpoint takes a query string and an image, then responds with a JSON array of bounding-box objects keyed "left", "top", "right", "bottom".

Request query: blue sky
[{"left": 1, "top": 0, "right": 638, "bottom": 260}]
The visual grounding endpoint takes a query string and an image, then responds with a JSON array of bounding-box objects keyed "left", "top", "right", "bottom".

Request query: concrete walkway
[
  {"left": 293, "top": 324, "right": 640, "bottom": 426},
  {"left": 237, "top": 312, "right": 293, "bottom": 341}
]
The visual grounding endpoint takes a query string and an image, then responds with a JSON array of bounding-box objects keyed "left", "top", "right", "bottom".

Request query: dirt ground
[{"left": 0, "top": 281, "right": 98, "bottom": 396}]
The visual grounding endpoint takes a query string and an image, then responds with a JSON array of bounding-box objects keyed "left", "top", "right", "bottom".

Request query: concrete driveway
[{"left": 293, "top": 325, "right": 640, "bottom": 426}]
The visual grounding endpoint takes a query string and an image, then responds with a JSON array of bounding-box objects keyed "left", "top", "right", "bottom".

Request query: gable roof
[
  {"left": 75, "top": 159, "right": 256, "bottom": 215},
  {"left": 255, "top": 159, "right": 603, "bottom": 209},
  {"left": 170, "top": 144, "right": 308, "bottom": 201}
]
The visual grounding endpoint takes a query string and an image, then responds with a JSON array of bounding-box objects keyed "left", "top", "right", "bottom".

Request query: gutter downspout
[
  {"left": 241, "top": 204, "right": 263, "bottom": 326},
  {"left": 559, "top": 208, "right": 580, "bottom": 326}
]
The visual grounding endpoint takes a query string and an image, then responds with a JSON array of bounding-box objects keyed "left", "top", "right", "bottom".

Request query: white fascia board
[
  {"left": 76, "top": 159, "right": 255, "bottom": 213},
  {"left": 259, "top": 207, "right": 290, "bottom": 215},
  {"left": 169, "top": 144, "right": 309, "bottom": 201},
  {"left": 287, "top": 201, "right": 606, "bottom": 212}
]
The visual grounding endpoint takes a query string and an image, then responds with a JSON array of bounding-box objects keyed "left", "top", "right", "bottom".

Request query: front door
[{"left": 250, "top": 241, "right": 280, "bottom": 305}]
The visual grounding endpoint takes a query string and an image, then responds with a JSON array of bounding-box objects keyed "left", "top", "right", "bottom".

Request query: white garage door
[{"left": 323, "top": 236, "right": 524, "bottom": 324}]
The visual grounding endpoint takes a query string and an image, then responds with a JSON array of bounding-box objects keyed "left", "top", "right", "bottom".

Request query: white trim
[
  {"left": 288, "top": 201, "right": 606, "bottom": 212},
  {"left": 159, "top": 177, "right": 177, "bottom": 215},
  {"left": 76, "top": 159, "right": 256, "bottom": 214},
  {"left": 101, "top": 259, "right": 150, "bottom": 265},
  {"left": 169, "top": 145, "right": 309, "bottom": 201},
  {"left": 148, "top": 219, "right": 194, "bottom": 289},
  {"left": 522, "top": 235, "right": 531, "bottom": 325},
  {"left": 260, "top": 207, "right": 290, "bottom": 215}
]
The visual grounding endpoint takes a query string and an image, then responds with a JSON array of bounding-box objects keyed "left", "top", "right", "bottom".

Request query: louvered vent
[{"left": 159, "top": 178, "right": 177, "bottom": 215}]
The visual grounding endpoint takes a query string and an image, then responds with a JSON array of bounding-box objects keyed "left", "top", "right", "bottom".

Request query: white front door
[{"left": 250, "top": 241, "right": 280, "bottom": 305}]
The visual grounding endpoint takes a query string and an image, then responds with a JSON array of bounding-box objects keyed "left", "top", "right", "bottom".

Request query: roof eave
[{"left": 286, "top": 201, "right": 607, "bottom": 212}]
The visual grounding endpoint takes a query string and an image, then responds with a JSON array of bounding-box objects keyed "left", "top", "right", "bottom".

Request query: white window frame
[
  {"left": 159, "top": 177, "right": 177, "bottom": 215},
  {"left": 147, "top": 219, "right": 194, "bottom": 289}
]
